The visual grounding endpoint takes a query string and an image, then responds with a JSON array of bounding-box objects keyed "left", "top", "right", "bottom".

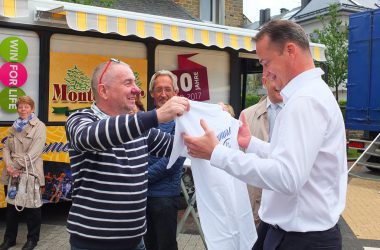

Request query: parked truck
[{"left": 346, "top": 8, "right": 380, "bottom": 171}]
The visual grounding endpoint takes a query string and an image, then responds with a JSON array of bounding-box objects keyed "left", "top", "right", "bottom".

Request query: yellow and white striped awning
[
  {"left": 310, "top": 42, "right": 326, "bottom": 62},
  {"left": 0, "top": 0, "right": 28, "bottom": 17},
  {"left": 33, "top": 0, "right": 326, "bottom": 61},
  {"left": 64, "top": 9, "right": 255, "bottom": 51}
]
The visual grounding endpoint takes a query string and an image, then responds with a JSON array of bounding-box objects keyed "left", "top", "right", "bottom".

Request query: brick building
[
  {"left": 174, "top": 0, "right": 244, "bottom": 27},
  {"left": 111, "top": 0, "right": 244, "bottom": 27}
]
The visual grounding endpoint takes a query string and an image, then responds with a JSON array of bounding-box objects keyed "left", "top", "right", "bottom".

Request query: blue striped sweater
[{"left": 65, "top": 108, "right": 173, "bottom": 249}]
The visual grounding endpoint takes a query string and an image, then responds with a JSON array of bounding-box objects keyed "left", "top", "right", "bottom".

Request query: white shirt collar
[
  {"left": 280, "top": 68, "right": 324, "bottom": 104},
  {"left": 266, "top": 97, "right": 284, "bottom": 109},
  {"left": 91, "top": 103, "right": 109, "bottom": 119}
]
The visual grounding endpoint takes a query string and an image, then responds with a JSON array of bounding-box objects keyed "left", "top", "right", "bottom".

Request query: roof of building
[
  {"left": 244, "top": 6, "right": 301, "bottom": 30},
  {"left": 272, "top": 7, "right": 301, "bottom": 20},
  {"left": 293, "top": 0, "right": 380, "bottom": 21},
  {"left": 243, "top": 20, "right": 260, "bottom": 30},
  {"left": 58, "top": 0, "right": 199, "bottom": 21}
]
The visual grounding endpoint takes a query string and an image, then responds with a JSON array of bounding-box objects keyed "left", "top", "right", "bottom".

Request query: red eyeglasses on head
[
  {"left": 98, "top": 58, "right": 144, "bottom": 96},
  {"left": 98, "top": 58, "right": 120, "bottom": 87}
]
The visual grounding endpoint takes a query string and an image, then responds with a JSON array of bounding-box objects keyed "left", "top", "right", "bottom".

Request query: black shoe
[
  {"left": 0, "top": 239, "right": 16, "bottom": 250},
  {"left": 21, "top": 240, "right": 37, "bottom": 250}
]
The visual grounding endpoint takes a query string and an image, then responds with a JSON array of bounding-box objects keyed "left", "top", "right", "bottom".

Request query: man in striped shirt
[{"left": 65, "top": 59, "right": 189, "bottom": 250}]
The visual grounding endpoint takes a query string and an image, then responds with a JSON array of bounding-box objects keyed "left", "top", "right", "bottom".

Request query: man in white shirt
[
  {"left": 242, "top": 77, "right": 283, "bottom": 229},
  {"left": 183, "top": 20, "right": 347, "bottom": 250}
]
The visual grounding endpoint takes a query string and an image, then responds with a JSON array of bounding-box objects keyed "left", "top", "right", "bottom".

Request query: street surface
[{"left": 0, "top": 163, "right": 379, "bottom": 250}]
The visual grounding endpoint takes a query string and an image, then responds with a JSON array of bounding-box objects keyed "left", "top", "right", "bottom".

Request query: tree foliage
[
  {"left": 59, "top": 0, "right": 114, "bottom": 8},
  {"left": 65, "top": 66, "right": 91, "bottom": 92},
  {"left": 311, "top": 3, "right": 348, "bottom": 101}
]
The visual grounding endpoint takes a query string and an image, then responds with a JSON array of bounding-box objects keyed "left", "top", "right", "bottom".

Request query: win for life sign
[
  {"left": 172, "top": 54, "right": 210, "bottom": 101},
  {"left": 0, "top": 36, "right": 28, "bottom": 113}
]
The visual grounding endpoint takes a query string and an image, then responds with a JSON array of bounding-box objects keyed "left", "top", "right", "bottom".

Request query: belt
[
  {"left": 269, "top": 224, "right": 286, "bottom": 232},
  {"left": 268, "top": 223, "right": 339, "bottom": 234}
]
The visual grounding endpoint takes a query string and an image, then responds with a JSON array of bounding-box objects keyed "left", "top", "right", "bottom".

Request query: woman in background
[{"left": 0, "top": 96, "right": 46, "bottom": 250}]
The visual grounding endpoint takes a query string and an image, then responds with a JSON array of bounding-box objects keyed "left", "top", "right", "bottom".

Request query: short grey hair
[
  {"left": 149, "top": 70, "right": 179, "bottom": 93},
  {"left": 91, "top": 60, "right": 131, "bottom": 100}
]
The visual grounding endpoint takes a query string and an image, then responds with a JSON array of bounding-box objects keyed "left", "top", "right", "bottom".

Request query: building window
[{"left": 200, "top": 0, "right": 225, "bottom": 25}]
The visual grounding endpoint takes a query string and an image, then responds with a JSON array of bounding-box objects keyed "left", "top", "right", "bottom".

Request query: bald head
[
  {"left": 91, "top": 60, "right": 132, "bottom": 101},
  {"left": 91, "top": 60, "right": 140, "bottom": 116}
]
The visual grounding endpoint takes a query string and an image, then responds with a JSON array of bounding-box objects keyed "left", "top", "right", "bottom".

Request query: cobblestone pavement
[
  {"left": 1, "top": 164, "right": 380, "bottom": 250},
  {"left": 0, "top": 202, "right": 206, "bottom": 250},
  {"left": 0, "top": 215, "right": 379, "bottom": 250},
  {"left": 341, "top": 163, "right": 380, "bottom": 250},
  {"left": 343, "top": 178, "right": 380, "bottom": 241},
  {"left": 0, "top": 223, "right": 206, "bottom": 250}
]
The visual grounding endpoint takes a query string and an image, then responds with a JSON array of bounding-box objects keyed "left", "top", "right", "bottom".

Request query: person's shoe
[
  {"left": 21, "top": 240, "right": 37, "bottom": 250},
  {"left": 0, "top": 239, "right": 16, "bottom": 250}
]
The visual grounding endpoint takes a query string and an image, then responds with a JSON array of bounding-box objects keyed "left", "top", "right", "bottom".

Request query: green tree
[
  {"left": 59, "top": 0, "right": 113, "bottom": 8},
  {"left": 311, "top": 3, "right": 348, "bottom": 101},
  {"left": 65, "top": 66, "right": 91, "bottom": 92},
  {"left": 133, "top": 72, "right": 141, "bottom": 88}
]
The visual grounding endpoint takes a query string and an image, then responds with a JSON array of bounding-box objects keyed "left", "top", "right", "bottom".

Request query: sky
[{"left": 243, "top": 0, "right": 301, "bottom": 22}]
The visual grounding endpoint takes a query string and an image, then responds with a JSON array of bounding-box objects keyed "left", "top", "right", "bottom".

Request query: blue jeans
[{"left": 71, "top": 238, "right": 146, "bottom": 250}]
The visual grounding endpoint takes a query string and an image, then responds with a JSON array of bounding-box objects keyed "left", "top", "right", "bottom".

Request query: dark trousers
[
  {"left": 253, "top": 221, "right": 342, "bottom": 250},
  {"left": 144, "top": 196, "right": 179, "bottom": 250},
  {"left": 71, "top": 238, "right": 146, "bottom": 250},
  {"left": 4, "top": 204, "right": 41, "bottom": 244}
]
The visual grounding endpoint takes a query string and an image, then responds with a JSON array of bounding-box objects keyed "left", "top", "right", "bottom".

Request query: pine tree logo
[
  {"left": 134, "top": 71, "right": 141, "bottom": 87},
  {"left": 134, "top": 71, "right": 145, "bottom": 97},
  {"left": 64, "top": 66, "right": 91, "bottom": 92}
]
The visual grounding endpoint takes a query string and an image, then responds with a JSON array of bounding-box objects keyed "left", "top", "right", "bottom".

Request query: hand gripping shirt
[
  {"left": 211, "top": 68, "right": 347, "bottom": 232},
  {"left": 168, "top": 101, "right": 257, "bottom": 250}
]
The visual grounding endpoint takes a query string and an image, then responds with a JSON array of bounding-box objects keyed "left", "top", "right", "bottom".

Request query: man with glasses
[
  {"left": 65, "top": 59, "right": 189, "bottom": 250},
  {"left": 144, "top": 70, "right": 185, "bottom": 250}
]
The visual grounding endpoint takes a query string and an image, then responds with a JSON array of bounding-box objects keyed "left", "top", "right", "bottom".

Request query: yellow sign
[
  {"left": 0, "top": 127, "right": 8, "bottom": 208},
  {"left": 43, "top": 126, "right": 70, "bottom": 163},
  {"left": 49, "top": 52, "right": 148, "bottom": 122},
  {"left": 0, "top": 126, "right": 69, "bottom": 163},
  {"left": 0, "top": 125, "right": 69, "bottom": 208}
]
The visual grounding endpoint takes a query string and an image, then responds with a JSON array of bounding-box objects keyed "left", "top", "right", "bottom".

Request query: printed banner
[
  {"left": 0, "top": 36, "right": 28, "bottom": 62},
  {"left": 0, "top": 36, "right": 29, "bottom": 115},
  {"left": 49, "top": 52, "right": 148, "bottom": 122},
  {"left": 43, "top": 126, "right": 70, "bottom": 163},
  {"left": 0, "top": 87, "right": 26, "bottom": 113},
  {"left": 172, "top": 54, "right": 210, "bottom": 101},
  {"left": 0, "top": 126, "right": 70, "bottom": 207},
  {"left": 0, "top": 127, "right": 9, "bottom": 208},
  {"left": 0, "top": 126, "right": 69, "bottom": 164},
  {"left": 42, "top": 161, "right": 72, "bottom": 204},
  {"left": 0, "top": 32, "right": 40, "bottom": 121}
]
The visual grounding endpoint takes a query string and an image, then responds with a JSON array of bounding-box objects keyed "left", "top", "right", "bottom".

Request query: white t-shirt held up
[{"left": 168, "top": 101, "right": 256, "bottom": 250}]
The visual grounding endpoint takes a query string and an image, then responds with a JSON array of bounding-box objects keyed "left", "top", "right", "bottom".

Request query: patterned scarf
[{"left": 13, "top": 113, "right": 35, "bottom": 132}]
